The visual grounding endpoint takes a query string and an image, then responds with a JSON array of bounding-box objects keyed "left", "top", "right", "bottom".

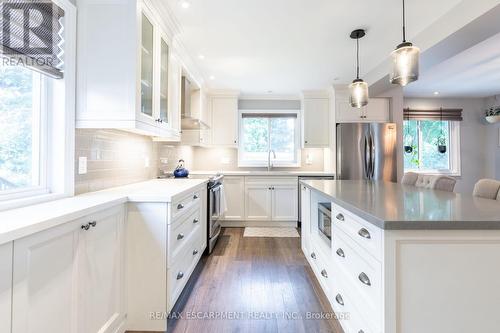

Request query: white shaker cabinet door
[
  {"left": 211, "top": 97, "right": 238, "bottom": 146},
  {"left": 245, "top": 184, "right": 272, "bottom": 221},
  {"left": 303, "top": 98, "right": 330, "bottom": 147},
  {"left": 78, "top": 205, "right": 125, "bottom": 333},
  {"left": 272, "top": 184, "right": 298, "bottom": 221},
  {"left": 300, "top": 185, "right": 311, "bottom": 253},
  {"left": 12, "top": 220, "right": 80, "bottom": 333},
  {"left": 0, "top": 242, "right": 12, "bottom": 333},
  {"left": 223, "top": 176, "right": 245, "bottom": 220}
]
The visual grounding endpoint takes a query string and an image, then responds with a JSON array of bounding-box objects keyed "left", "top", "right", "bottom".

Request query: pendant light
[
  {"left": 349, "top": 29, "right": 369, "bottom": 108},
  {"left": 390, "top": 0, "right": 420, "bottom": 86}
]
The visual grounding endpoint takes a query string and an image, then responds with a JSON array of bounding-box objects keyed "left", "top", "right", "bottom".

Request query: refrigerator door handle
[
  {"left": 370, "top": 132, "right": 375, "bottom": 179},
  {"left": 363, "top": 135, "right": 370, "bottom": 179}
]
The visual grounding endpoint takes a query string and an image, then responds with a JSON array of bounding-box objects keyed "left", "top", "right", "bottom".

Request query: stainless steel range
[{"left": 207, "top": 174, "right": 223, "bottom": 254}]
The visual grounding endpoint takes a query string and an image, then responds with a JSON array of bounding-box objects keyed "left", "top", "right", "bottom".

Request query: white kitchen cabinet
[
  {"left": 300, "top": 184, "right": 311, "bottom": 254},
  {"left": 12, "top": 219, "right": 80, "bottom": 333},
  {"left": 11, "top": 205, "right": 125, "bottom": 333},
  {"left": 336, "top": 96, "right": 390, "bottom": 123},
  {"left": 245, "top": 184, "right": 273, "bottom": 221},
  {"left": 223, "top": 176, "right": 245, "bottom": 220},
  {"left": 78, "top": 205, "right": 125, "bottom": 333},
  {"left": 245, "top": 177, "right": 298, "bottom": 222},
  {"left": 272, "top": 184, "right": 298, "bottom": 221},
  {"left": 303, "top": 98, "right": 330, "bottom": 147},
  {"left": 211, "top": 96, "right": 239, "bottom": 146},
  {"left": 77, "top": 0, "right": 180, "bottom": 140},
  {"left": 0, "top": 242, "right": 12, "bottom": 333}
]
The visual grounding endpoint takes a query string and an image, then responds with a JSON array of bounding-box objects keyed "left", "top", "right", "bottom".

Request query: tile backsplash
[
  {"left": 75, "top": 131, "right": 327, "bottom": 195},
  {"left": 75, "top": 129, "right": 158, "bottom": 194}
]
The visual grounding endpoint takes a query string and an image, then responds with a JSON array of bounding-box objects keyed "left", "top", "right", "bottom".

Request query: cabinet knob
[
  {"left": 321, "top": 269, "right": 328, "bottom": 278},
  {"left": 335, "top": 294, "right": 344, "bottom": 306},
  {"left": 336, "top": 248, "right": 345, "bottom": 258},
  {"left": 89, "top": 221, "right": 97, "bottom": 228},
  {"left": 193, "top": 249, "right": 199, "bottom": 255},
  {"left": 177, "top": 203, "right": 184, "bottom": 210},
  {"left": 233, "top": 140, "right": 237, "bottom": 144},
  {"left": 193, "top": 194, "right": 199, "bottom": 200},
  {"left": 336, "top": 213, "right": 344, "bottom": 221},
  {"left": 81, "top": 223, "right": 90, "bottom": 231},
  {"left": 358, "top": 228, "right": 371, "bottom": 239},
  {"left": 358, "top": 272, "right": 371, "bottom": 286},
  {"left": 176, "top": 272, "right": 184, "bottom": 280},
  {"left": 177, "top": 233, "right": 185, "bottom": 240},
  {"left": 193, "top": 218, "right": 199, "bottom": 224},
  {"left": 305, "top": 140, "right": 308, "bottom": 144},
  {"left": 310, "top": 252, "right": 316, "bottom": 259}
]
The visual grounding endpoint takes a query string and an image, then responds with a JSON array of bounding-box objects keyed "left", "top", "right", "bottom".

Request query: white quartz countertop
[
  {"left": 0, "top": 179, "right": 208, "bottom": 245},
  {"left": 189, "top": 170, "right": 335, "bottom": 177},
  {"left": 301, "top": 180, "right": 500, "bottom": 230}
]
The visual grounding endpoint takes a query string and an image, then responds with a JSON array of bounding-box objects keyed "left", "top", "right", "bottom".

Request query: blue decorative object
[{"left": 173, "top": 159, "right": 189, "bottom": 178}]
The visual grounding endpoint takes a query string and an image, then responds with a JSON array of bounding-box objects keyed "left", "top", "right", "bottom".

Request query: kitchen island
[{"left": 300, "top": 179, "right": 500, "bottom": 333}]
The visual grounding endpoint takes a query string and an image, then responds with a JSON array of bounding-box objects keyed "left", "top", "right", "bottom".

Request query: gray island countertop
[{"left": 301, "top": 179, "right": 500, "bottom": 230}]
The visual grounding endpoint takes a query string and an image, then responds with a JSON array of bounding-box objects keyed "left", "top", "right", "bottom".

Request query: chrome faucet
[{"left": 267, "top": 150, "right": 276, "bottom": 171}]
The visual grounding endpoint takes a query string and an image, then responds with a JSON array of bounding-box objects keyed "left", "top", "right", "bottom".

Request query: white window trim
[
  {"left": 405, "top": 121, "right": 461, "bottom": 176},
  {"left": 0, "top": 0, "right": 76, "bottom": 211},
  {"left": 237, "top": 109, "right": 302, "bottom": 168}
]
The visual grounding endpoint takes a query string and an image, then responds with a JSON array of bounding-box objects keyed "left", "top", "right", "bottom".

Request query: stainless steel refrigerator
[{"left": 336, "top": 123, "right": 397, "bottom": 181}]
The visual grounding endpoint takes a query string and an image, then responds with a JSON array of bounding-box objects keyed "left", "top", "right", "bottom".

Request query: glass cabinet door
[
  {"left": 159, "top": 38, "right": 169, "bottom": 123},
  {"left": 140, "top": 13, "right": 154, "bottom": 117}
]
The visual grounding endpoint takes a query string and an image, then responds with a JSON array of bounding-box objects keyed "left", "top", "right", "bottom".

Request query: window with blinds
[{"left": 0, "top": 0, "right": 65, "bottom": 79}]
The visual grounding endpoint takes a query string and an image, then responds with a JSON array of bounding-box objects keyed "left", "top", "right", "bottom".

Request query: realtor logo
[{"left": 1, "top": 1, "right": 55, "bottom": 56}]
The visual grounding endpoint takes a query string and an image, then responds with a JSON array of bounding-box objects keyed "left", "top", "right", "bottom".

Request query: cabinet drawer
[
  {"left": 171, "top": 189, "right": 202, "bottom": 221},
  {"left": 168, "top": 208, "right": 202, "bottom": 266},
  {"left": 308, "top": 244, "right": 333, "bottom": 297},
  {"left": 330, "top": 270, "right": 378, "bottom": 333},
  {"left": 167, "top": 231, "right": 203, "bottom": 311},
  {"left": 332, "top": 204, "right": 382, "bottom": 261},
  {"left": 332, "top": 228, "right": 382, "bottom": 328}
]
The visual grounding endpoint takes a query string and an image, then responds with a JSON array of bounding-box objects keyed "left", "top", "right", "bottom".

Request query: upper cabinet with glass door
[{"left": 76, "top": 0, "right": 181, "bottom": 140}]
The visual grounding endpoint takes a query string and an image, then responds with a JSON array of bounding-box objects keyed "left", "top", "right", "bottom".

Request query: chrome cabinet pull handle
[
  {"left": 336, "top": 248, "right": 345, "bottom": 258},
  {"left": 336, "top": 213, "right": 344, "bottom": 221},
  {"left": 89, "top": 221, "right": 97, "bottom": 227},
  {"left": 176, "top": 272, "right": 184, "bottom": 280},
  {"left": 310, "top": 252, "right": 316, "bottom": 259},
  {"left": 81, "top": 223, "right": 90, "bottom": 231},
  {"left": 358, "top": 272, "right": 371, "bottom": 286},
  {"left": 193, "top": 249, "right": 198, "bottom": 255},
  {"left": 193, "top": 218, "right": 199, "bottom": 224},
  {"left": 177, "top": 233, "right": 184, "bottom": 240},
  {"left": 321, "top": 269, "right": 328, "bottom": 278},
  {"left": 335, "top": 294, "right": 344, "bottom": 306},
  {"left": 177, "top": 203, "right": 184, "bottom": 210},
  {"left": 358, "top": 228, "right": 371, "bottom": 239}
]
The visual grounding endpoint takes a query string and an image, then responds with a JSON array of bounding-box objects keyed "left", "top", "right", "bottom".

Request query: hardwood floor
[{"left": 167, "top": 228, "right": 344, "bottom": 333}]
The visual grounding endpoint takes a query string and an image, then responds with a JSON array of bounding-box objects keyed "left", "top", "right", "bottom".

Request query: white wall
[{"left": 404, "top": 97, "right": 493, "bottom": 193}]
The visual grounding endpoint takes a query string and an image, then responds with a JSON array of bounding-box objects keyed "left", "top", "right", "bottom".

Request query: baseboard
[{"left": 221, "top": 220, "right": 298, "bottom": 227}]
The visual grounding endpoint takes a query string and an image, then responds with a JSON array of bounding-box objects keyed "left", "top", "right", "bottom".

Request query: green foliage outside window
[{"left": 0, "top": 66, "right": 35, "bottom": 190}]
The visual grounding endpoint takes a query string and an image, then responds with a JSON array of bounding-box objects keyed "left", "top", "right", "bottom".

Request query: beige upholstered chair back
[
  {"left": 401, "top": 172, "right": 418, "bottom": 185},
  {"left": 473, "top": 179, "right": 500, "bottom": 200},
  {"left": 413, "top": 174, "right": 457, "bottom": 192}
]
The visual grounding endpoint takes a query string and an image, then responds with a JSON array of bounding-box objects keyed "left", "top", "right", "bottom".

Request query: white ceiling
[
  {"left": 166, "top": 0, "right": 463, "bottom": 95},
  {"left": 404, "top": 32, "right": 500, "bottom": 98}
]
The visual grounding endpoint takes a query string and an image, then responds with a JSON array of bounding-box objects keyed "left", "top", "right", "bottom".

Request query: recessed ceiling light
[
  {"left": 180, "top": 0, "right": 191, "bottom": 9},
  {"left": 209, "top": 75, "right": 215, "bottom": 80},
  {"left": 198, "top": 54, "right": 205, "bottom": 60},
  {"left": 433, "top": 91, "right": 439, "bottom": 95}
]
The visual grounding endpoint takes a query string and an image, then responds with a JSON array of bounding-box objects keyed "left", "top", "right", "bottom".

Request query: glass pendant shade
[
  {"left": 349, "top": 79, "right": 369, "bottom": 108},
  {"left": 390, "top": 42, "right": 420, "bottom": 86}
]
